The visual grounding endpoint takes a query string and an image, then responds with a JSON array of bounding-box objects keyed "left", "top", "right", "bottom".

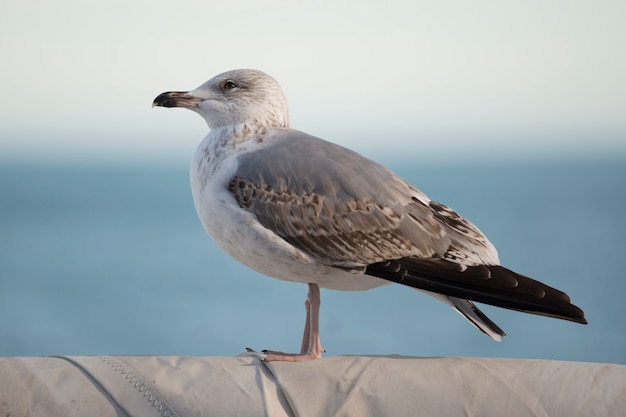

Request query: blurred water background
[{"left": 1, "top": 155, "right": 624, "bottom": 364}]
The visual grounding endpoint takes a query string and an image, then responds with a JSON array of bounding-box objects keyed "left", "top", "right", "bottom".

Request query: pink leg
[{"left": 262, "top": 283, "right": 324, "bottom": 362}]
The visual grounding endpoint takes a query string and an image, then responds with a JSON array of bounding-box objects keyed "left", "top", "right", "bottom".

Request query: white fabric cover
[{"left": 1, "top": 355, "right": 624, "bottom": 417}]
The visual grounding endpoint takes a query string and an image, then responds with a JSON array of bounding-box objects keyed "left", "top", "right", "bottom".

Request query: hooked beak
[{"left": 152, "top": 91, "right": 202, "bottom": 108}]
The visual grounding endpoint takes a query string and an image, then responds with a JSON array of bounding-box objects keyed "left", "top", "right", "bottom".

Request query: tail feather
[{"left": 427, "top": 291, "right": 506, "bottom": 341}]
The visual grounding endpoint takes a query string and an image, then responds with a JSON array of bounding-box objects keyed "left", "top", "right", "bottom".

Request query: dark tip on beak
[{"left": 152, "top": 91, "right": 201, "bottom": 108}]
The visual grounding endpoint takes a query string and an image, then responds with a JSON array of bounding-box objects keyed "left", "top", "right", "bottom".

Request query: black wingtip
[{"left": 366, "top": 258, "right": 588, "bottom": 325}]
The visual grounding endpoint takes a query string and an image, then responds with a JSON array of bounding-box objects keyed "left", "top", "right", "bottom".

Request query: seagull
[{"left": 153, "top": 69, "right": 586, "bottom": 362}]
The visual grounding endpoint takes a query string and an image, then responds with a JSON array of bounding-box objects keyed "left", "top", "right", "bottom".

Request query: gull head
[{"left": 153, "top": 69, "right": 289, "bottom": 131}]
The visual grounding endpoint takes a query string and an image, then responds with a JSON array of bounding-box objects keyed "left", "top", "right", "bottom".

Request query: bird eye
[{"left": 223, "top": 80, "right": 237, "bottom": 90}]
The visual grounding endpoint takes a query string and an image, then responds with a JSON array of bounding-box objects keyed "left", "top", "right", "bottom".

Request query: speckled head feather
[{"left": 188, "top": 69, "right": 290, "bottom": 131}]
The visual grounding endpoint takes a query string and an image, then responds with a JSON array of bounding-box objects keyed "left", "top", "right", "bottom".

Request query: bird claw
[
  {"left": 238, "top": 348, "right": 268, "bottom": 361},
  {"left": 240, "top": 347, "right": 323, "bottom": 362}
]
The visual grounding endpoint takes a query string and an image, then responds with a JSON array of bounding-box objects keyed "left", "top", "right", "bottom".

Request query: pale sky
[{"left": 1, "top": 0, "right": 625, "bottom": 164}]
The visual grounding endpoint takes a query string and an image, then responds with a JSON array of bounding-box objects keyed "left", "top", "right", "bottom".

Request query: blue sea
[{"left": 1, "top": 157, "right": 625, "bottom": 364}]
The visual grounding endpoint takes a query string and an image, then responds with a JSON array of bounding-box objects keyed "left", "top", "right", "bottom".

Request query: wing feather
[
  {"left": 228, "top": 130, "right": 497, "bottom": 267},
  {"left": 365, "top": 258, "right": 587, "bottom": 324}
]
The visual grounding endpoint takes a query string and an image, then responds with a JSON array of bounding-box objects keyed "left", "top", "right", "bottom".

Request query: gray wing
[
  {"left": 228, "top": 129, "right": 586, "bottom": 325},
  {"left": 228, "top": 129, "right": 498, "bottom": 268}
]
